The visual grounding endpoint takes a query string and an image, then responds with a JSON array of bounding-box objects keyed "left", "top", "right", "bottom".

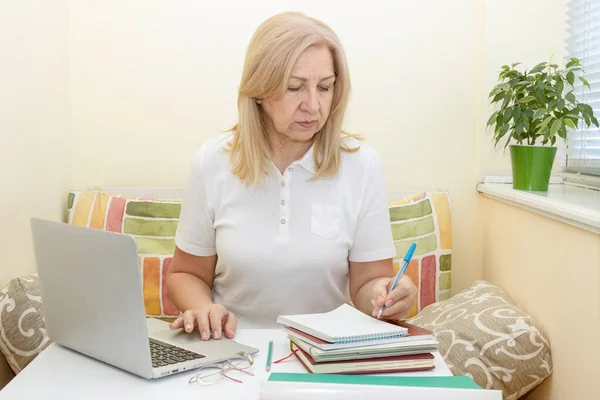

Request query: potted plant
[{"left": 486, "top": 57, "right": 598, "bottom": 191}]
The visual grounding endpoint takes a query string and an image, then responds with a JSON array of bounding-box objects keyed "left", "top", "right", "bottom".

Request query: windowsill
[{"left": 476, "top": 181, "right": 600, "bottom": 235}]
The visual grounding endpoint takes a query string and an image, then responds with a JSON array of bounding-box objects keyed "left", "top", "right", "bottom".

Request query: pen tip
[{"left": 376, "top": 310, "right": 382, "bottom": 319}]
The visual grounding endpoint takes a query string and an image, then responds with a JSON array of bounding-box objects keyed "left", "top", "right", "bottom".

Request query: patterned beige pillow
[
  {"left": 406, "top": 280, "right": 552, "bottom": 400},
  {"left": 0, "top": 274, "right": 50, "bottom": 374}
]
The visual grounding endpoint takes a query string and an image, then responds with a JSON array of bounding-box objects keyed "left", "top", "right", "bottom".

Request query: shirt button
[
  {"left": 280, "top": 218, "right": 286, "bottom": 224},
  {"left": 288, "top": 167, "right": 294, "bottom": 172},
  {"left": 280, "top": 181, "right": 285, "bottom": 187},
  {"left": 281, "top": 199, "right": 286, "bottom": 206}
]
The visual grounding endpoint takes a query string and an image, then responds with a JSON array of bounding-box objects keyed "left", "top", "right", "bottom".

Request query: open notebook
[{"left": 276, "top": 304, "right": 408, "bottom": 344}]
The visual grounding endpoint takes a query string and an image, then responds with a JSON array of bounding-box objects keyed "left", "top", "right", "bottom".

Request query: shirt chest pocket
[{"left": 310, "top": 204, "right": 342, "bottom": 240}]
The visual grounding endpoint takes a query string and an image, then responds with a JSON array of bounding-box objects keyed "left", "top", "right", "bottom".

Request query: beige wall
[
  {"left": 479, "top": 197, "right": 600, "bottom": 399},
  {"left": 68, "top": 0, "right": 482, "bottom": 293},
  {"left": 477, "top": 2, "right": 600, "bottom": 399},
  {"left": 0, "top": 1, "right": 70, "bottom": 287},
  {"left": 479, "top": 0, "right": 567, "bottom": 177}
]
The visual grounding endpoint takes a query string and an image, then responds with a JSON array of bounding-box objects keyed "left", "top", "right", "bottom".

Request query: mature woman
[{"left": 166, "top": 12, "right": 416, "bottom": 340}]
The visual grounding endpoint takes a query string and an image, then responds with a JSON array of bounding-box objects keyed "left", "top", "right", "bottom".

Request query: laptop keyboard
[{"left": 149, "top": 338, "right": 205, "bottom": 368}]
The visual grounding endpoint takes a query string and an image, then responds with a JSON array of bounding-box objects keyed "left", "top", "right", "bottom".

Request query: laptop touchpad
[{"left": 150, "top": 329, "right": 253, "bottom": 358}]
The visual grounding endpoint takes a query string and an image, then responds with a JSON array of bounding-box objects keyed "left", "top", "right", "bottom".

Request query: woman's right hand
[{"left": 169, "top": 304, "right": 237, "bottom": 340}]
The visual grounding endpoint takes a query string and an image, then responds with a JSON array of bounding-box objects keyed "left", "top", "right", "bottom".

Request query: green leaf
[
  {"left": 566, "top": 58, "right": 580, "bottom": 68},
  {"left": 515, "top": 121, "right": 523, "bottom": 136},
  {"left": 513, "top": 106, "right": 522, "bottom": 122},
  {"left": 495, "top": 113, "right": 504, "bottom": 129},
  {"left": 503, "top": 108, "right": 513, "bottom": 123},
  {"left": 564, "top": 118, "right": 576, "bottom": 129},
  {"left": 533, "top": 109, "right": 546, "bottom": 120},
  {"left": 523, "top": 114, "right": 530, "bottom": 130},
  {"left": 497, "top": 124, "right": 509, "bottom": 142},
  {"left": 488, "top": 86, "right": 501, "bottom": 98},
  {"left": 519, "top": 96, "right": 536, "bottom": 104},
  {"left": 579, "top": 76, "right": 591, "bottom": 88},
  {"left": 502, "top": 93, "right": 512, "bottom": 109},
  {"left": 540, "top": 116, "right": 553, "bottom": 132},
  {"left": 549, "top": 119, "right": 562, "bottom": 138},
  {"left": 529, "top": 62, "right": 546, "bottom": 74},
  {"left": 504, "top": 131, "right": 515, "bottom": 148},
  {"left": 513, "top": 81, "right": 530, "bottom": 89},
  {"left": 511, "top": 62, "right": 521, "bottom": 67},
  {"left": 555, "top": 79, "right": 564, "bottom": 95},
  {"left": 551, "top": 135, "right": 557, "bottom": 145},
  {"left": 486, "top": 111, "right": 499, "bottom": 127},
  {"left": 581, "top": 103, "right": 594, "bottom": 115},
  {"left": 492, "top": 91, "right": 506, "bottom": 103},
  {"left": 558, "top": 124, "right": 567, "bottom": 139},
  {"left": 565, "top": 92, "right": 576, "bottom": 103},
  {"left": 593, "top": 116, "right": 600, "bottom": 128},
  {"left": 567, "top": 71, "right": 575, "bottom": 86},
  {"left": 557, "top": 99, "right": 565, "bottom": 110}
]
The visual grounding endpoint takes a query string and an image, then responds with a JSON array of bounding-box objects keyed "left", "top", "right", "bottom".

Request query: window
[{"left": 565, "top": 0, "right": 600, "bottom": 176}]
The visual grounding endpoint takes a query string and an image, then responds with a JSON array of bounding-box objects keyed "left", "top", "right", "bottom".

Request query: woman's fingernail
[
  {"left": 370, "top": 299, "right": 375, "bottom": 305},
  {"left": 227, "top": 329, "right": 233, "bottom": 337},
  {"left": 185, "top": 324, "right": 192, "bottom": 331},
  {"left": 213, "top": 330, "right": 219, "bottom": 339},
  {"left": 201, "top": 331, "right": 208, "bottom": 340},
  {"left": 385, "top": 299, "right": 393, "bottom": 307}
]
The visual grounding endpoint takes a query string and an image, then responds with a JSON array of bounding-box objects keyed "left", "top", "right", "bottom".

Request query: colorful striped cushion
[
  {"left": 66, "top": 189, "right": 453, "bottom": 319},
  {"left": 389, "top": 191, "right": 452, "bottom": 318},
  {"left": 67, "top": 190, "right": 181, "bottom": 317}
]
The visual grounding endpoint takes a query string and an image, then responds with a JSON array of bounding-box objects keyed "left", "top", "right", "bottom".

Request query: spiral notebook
[{"left": 276, "top": 304, "right": 408, "bottom": 344}]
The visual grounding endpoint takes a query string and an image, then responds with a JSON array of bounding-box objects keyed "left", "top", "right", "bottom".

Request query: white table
[{"left": 0, "top": 319, "right": 453, "bottom": 399}]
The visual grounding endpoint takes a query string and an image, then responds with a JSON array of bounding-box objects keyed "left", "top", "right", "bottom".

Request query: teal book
[{"left": 267, "top": 373, "right": 481, "bottom": 390}]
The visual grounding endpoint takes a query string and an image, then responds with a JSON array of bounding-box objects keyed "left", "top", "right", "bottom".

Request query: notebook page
[{"left": 277, "top": 304, "right": 407, "bottom": 342}]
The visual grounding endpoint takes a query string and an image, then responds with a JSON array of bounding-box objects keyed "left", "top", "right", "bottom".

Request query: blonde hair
[{"left": 227, "top": 11, "right": 360, "bottom": 185}]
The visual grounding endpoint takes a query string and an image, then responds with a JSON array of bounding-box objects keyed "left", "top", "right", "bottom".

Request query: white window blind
[{"left": 565, "top": 0, "right": 600, "bottom": 176}]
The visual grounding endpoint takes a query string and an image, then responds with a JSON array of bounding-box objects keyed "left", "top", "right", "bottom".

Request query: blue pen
[{"left": 377, "top": 243, "right": 417, "bottom": 319}]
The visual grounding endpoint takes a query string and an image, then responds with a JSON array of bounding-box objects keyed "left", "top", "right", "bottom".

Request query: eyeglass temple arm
[{"left": 221, "top": 373, "right": 244, "bottom": 384}]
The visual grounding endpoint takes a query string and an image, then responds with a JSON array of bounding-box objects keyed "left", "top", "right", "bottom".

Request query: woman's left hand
[{"left": 370, "top": 275, "right": 417, "bottom": 320}]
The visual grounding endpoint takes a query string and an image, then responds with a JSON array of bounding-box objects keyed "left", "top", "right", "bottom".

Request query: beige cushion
[
  {"left": 406, "top": 280, "right": 552, "bottom": 400},
  {"left": 0, "top": 274, "right": 50, "bottom": 374}
]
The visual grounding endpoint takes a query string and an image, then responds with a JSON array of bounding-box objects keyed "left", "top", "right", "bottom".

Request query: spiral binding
[{"left": 332, "top": 331, "right": 408, "bottom": 344}]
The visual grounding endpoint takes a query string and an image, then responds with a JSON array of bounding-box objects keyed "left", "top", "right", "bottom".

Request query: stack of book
[{"left": 276, "top": 304, "right": 438, "bottom": 375}]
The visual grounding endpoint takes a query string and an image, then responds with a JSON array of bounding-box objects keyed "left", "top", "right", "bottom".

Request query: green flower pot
[{"left": 509, "top": 145, "right": 557, "bottom": 191}]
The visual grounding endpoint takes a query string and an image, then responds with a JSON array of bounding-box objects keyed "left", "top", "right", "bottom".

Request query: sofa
[{"left": 0, "top": 187, "right": 553, "bottom": 399}]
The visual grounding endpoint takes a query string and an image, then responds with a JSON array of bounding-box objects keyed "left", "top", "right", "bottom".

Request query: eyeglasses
[{"left": 188, "top": 352, "right": 254, "bottom": 385}]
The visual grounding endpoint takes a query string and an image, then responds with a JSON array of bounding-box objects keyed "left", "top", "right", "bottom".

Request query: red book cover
[{"left": 388, "top": 320, "right": 433, "bottom": 337}]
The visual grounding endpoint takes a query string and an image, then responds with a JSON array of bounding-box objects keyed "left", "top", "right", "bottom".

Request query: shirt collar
[{"left": 295, "top": 140, "right": 318, "bottom": 174}]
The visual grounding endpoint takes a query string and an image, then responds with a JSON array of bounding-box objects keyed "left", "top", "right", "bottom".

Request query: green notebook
[{"left": 268, "top": 373, "right": 481, "bottom": 390}]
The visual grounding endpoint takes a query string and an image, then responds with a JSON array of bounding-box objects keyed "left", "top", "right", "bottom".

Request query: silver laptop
[{"left": 30, "top": 218, "right": 258, "bottom": 379}]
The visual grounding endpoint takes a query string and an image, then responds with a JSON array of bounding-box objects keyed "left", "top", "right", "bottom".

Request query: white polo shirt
[{"left": 175, "top": 132, "right": 396, "bottom": 328}]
